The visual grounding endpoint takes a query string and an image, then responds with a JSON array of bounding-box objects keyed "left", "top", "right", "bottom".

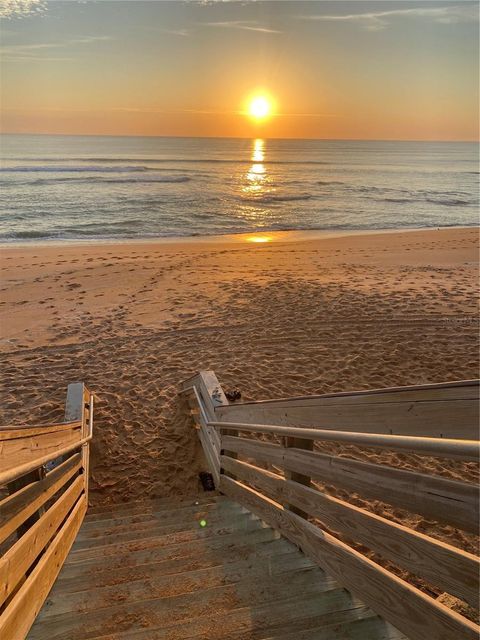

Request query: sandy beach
[
  {"left": 1, "top": 226, "right": 478, "bottom": 501},
  {"left": 1, "top": 225, "right": 479, "bottom": 610}
]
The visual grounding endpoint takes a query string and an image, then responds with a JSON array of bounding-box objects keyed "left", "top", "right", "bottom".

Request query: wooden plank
[
  {"left": 221, "top": 437, "right": 478, "bottom": 533},
  {"left": 284, "top": 436, "right": 312, "bottom": 518},
  {"left": 0, "top": 453, "right": 82, "bottom": 545},
  {"left": 216, "top": 379, "right": 480, "bottom": 408},
  {"left": 65, "top": 382, "right": 89, "bottom": 500},
  {"left": 64, "top": 383, "right": 85, "bottom": 422},
  {"left": 0, "top": 435, "right": 89, "bottom": 487},
  {"left": 284, "top": 447, "right": 479, "bottom": 534},
  {"left": 215, "top": 380, "right": 480, "bottom": 440},
  {"left": 0, "top": 475, "right": 84, "bottom": 607},
  {"left": 214, "top": 422, "right": 479, "bottom": 461},
  {"left": 221, "top": 456, "right": 480, "bottom": 608},
  {"left": 0, "top": 495, "right": 87, "bottom": 640},
  {"left": 0, "top": 427, "right": 82, "bottom": 478},
  {"left": 217, "top": 400, "right": 478, "bottom": 440},
  {"left": 221, "top": 436, "right": 285, "bottom": 466},
  {"left": 198, "top": 426, "right": 220, "bottom": 487},
  {"left": 6, "top": 468, "right": 46, "bottom": 542},
  {"left": 0, "top": 421, "right": 82, "bottom": 441},
  {"left": 220, "top": 476, "right": 479, "bottom": 640}
]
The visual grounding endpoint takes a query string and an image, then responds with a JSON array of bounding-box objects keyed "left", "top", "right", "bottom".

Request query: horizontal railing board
[
  {"left": 0, "top": 453, "right": 82, "bottom": 545},
  {"left": 0, "top": 426, "right": 82, "bottom": 483},
  {"left": 0, "top": 475, "right": 84, "bottom": 607},
  {"left": 222, "top": 436, "right": 285, "bottom": 466},
  {"left": 221, "top": 456, "right": 480, "bottom": 608},
  {"left": 222, "top": 436, "right": 479, "bottom": 533},
  {"left": 220, "top": 476, "right": 479, "bottom": 640},
  {"left": 0, "top": 495, "right": 87, "bottom": 640},
  {"left": 215, "top": 380, "right": 479, "bottom": 409},
  {"left": 0, "top": 434, "right": 90, "bottom": 486},
  {"left": 0, "top": 421, "right": 83, "bottom": 441},
  {"left": 216, "top": 423, "right": 479, "bottom": 461},
  {"left": 217, "top": 400, "right": 478, "bottom": 440}
]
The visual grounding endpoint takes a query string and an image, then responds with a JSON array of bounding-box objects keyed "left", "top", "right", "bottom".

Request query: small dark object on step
[
  {"left": 225, "top": 389, "right": 242, "bottom": 402},
  {"left": 199, "top": 471, "right": 215, "bottom": 491}
]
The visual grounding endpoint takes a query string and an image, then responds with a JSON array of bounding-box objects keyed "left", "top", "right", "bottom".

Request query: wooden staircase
[
  {"left": 27, "top": 494, "right": 405, "bottom": 640},
  {"left": 1, "top": 376, "right": 479, "bottom": 640}
]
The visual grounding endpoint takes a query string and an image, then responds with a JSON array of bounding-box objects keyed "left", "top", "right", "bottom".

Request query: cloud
[
  {"left": 298, "top": 4, "right": 478, "bottom": 32},
  {"left": 201, "top": 20, "right": 282, "bottom": 34},
  {"left": 0, "top": 35, "right": 112, "bottom": 61},
  {"left": 0, "top": 0, "right": 47, "bottom": 19}
]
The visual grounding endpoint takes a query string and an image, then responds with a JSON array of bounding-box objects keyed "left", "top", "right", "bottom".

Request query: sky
[{"left": 0, "top": 0, "right": 478, "bottom": 140}]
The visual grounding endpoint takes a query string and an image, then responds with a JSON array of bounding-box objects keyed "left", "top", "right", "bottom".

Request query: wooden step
[
  {"left": 68, "top": 513, "right": 267, "bottom": 562},
  {"left": 53, "top": 533, "right": 292, "bottom": 593},
  {"left": 29, "top": 567, "right": 350, "bottom": 639},
  {"left": 79, "top": 497, "right": 244, "bottom": 534},
  {"left": 84, "top": 493, "right": 225, "bottom": 520},
  {"left": 39, "top": 551, "right": 319, "bottom": 618},
  {"left": 93, "top": 603, "right": 402, "bottom": 640},
  {"left": 73, "top": 509, "right": 254, "bottom": 550}
]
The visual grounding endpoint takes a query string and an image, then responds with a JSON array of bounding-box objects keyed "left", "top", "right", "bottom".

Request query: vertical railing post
[
  {"left": 65, "top": 382, "right": 90, "bottom": 502},
  {"left": 284, "top": 435, "right": 313, "bottom": 518}
]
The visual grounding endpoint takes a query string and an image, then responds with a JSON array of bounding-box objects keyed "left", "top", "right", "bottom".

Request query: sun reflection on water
[{"left": 244, "top": 139, "right": 267, "bottom": 195}]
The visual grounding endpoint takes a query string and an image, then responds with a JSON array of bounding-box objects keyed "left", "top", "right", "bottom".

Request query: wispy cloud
[
  {"left": 298, "top": 5, "right": 478, "bottom": 32},
  {"left": 0, "top": 35, "right": 112, "bottom": 61},
  {"left": 0, "top": 0, "right": 47, "bottom": 20},
  {"left": 201, "top": 20, "right": 282, "bottom": 34}
]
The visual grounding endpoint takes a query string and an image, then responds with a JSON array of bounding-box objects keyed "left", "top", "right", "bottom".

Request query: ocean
[{"left": 0, "top": 134, "right": 478, "bottom": 242}]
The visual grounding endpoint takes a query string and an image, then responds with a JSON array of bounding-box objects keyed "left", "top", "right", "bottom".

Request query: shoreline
[{"left": 1, "top": 223, "right": 478, "bottom": 251}]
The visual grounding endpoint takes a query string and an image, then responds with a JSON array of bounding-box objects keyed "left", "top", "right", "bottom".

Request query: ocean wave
[
  {"left": 383, "top": 196, "right": 473, "bottom": 206},
  {"left": 26, "top": 175, "right": 191, "bottom": 186},
  {"left": 1, "top": 158, "right": 330, "bottom": 168},
  {"left": 0, "top": 165, "right": 156, "bottom": 173},
  {"left": 8, "top": 230, "right": 54, "bottom": 239}
]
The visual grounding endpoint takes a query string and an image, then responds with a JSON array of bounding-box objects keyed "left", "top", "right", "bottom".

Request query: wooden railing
[
  {"left": 182, "top": 372, "right": 480, "bottom": 640},
  {"left": 0, "top": 382, "right": 93, "bottom": 640}
]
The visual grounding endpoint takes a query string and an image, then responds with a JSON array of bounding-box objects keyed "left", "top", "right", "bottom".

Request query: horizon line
[{"left": 1, "top": 131, "right": 478, "bottom": 144}]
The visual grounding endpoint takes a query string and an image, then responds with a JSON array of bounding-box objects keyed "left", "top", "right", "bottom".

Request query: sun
[{"left": 247, "top": 95, "right": 273, "bottom": 121}]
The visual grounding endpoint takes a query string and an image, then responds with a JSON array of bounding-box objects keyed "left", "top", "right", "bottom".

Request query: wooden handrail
[
  {"left": 221, "top": 435, "right": 479, "bottom": 533},
  {"left": 0, "top": 420, "right": 83, "bottom": 439},
  {"left": 0, "top": 434, "right": 92, "bottom": 487},
  {"left": 211, "top": 421, "right": 480, "bottom": 460},
  {"left": 0, "top": 382, "right": 94, "bottom": 640},
  {"left": 185, "top": 371, "right": 480, "bottom": 640}
]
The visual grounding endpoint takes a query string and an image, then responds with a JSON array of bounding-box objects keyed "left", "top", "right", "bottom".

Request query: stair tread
[
  {"left": 68, "top": 515, "right": 267, "bottom": 561},
  {"left": 80, "top": 499, "right": 245, "bottom": 533},
  {"left": 73, "top": 510, "right": 256, "bottom": 549},
  {"left": 84, "top": 494, "right": 225, "bottom": 519},
  {"left": 91, "top": 605, "right": 402, "bottom": 640},
  {"left": 29, "top": 568, "right": 352, "bottom": 640},
  {"left": 28, "top": 496, "right": 407, "bottom": 640},
  {"left": 41, "top": 552, "right": 320, "bottom": 618}
]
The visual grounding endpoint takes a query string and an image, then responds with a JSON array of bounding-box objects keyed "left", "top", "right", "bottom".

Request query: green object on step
[{"left": 199, "top": 519, "right": 207, "bottom": 528}]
